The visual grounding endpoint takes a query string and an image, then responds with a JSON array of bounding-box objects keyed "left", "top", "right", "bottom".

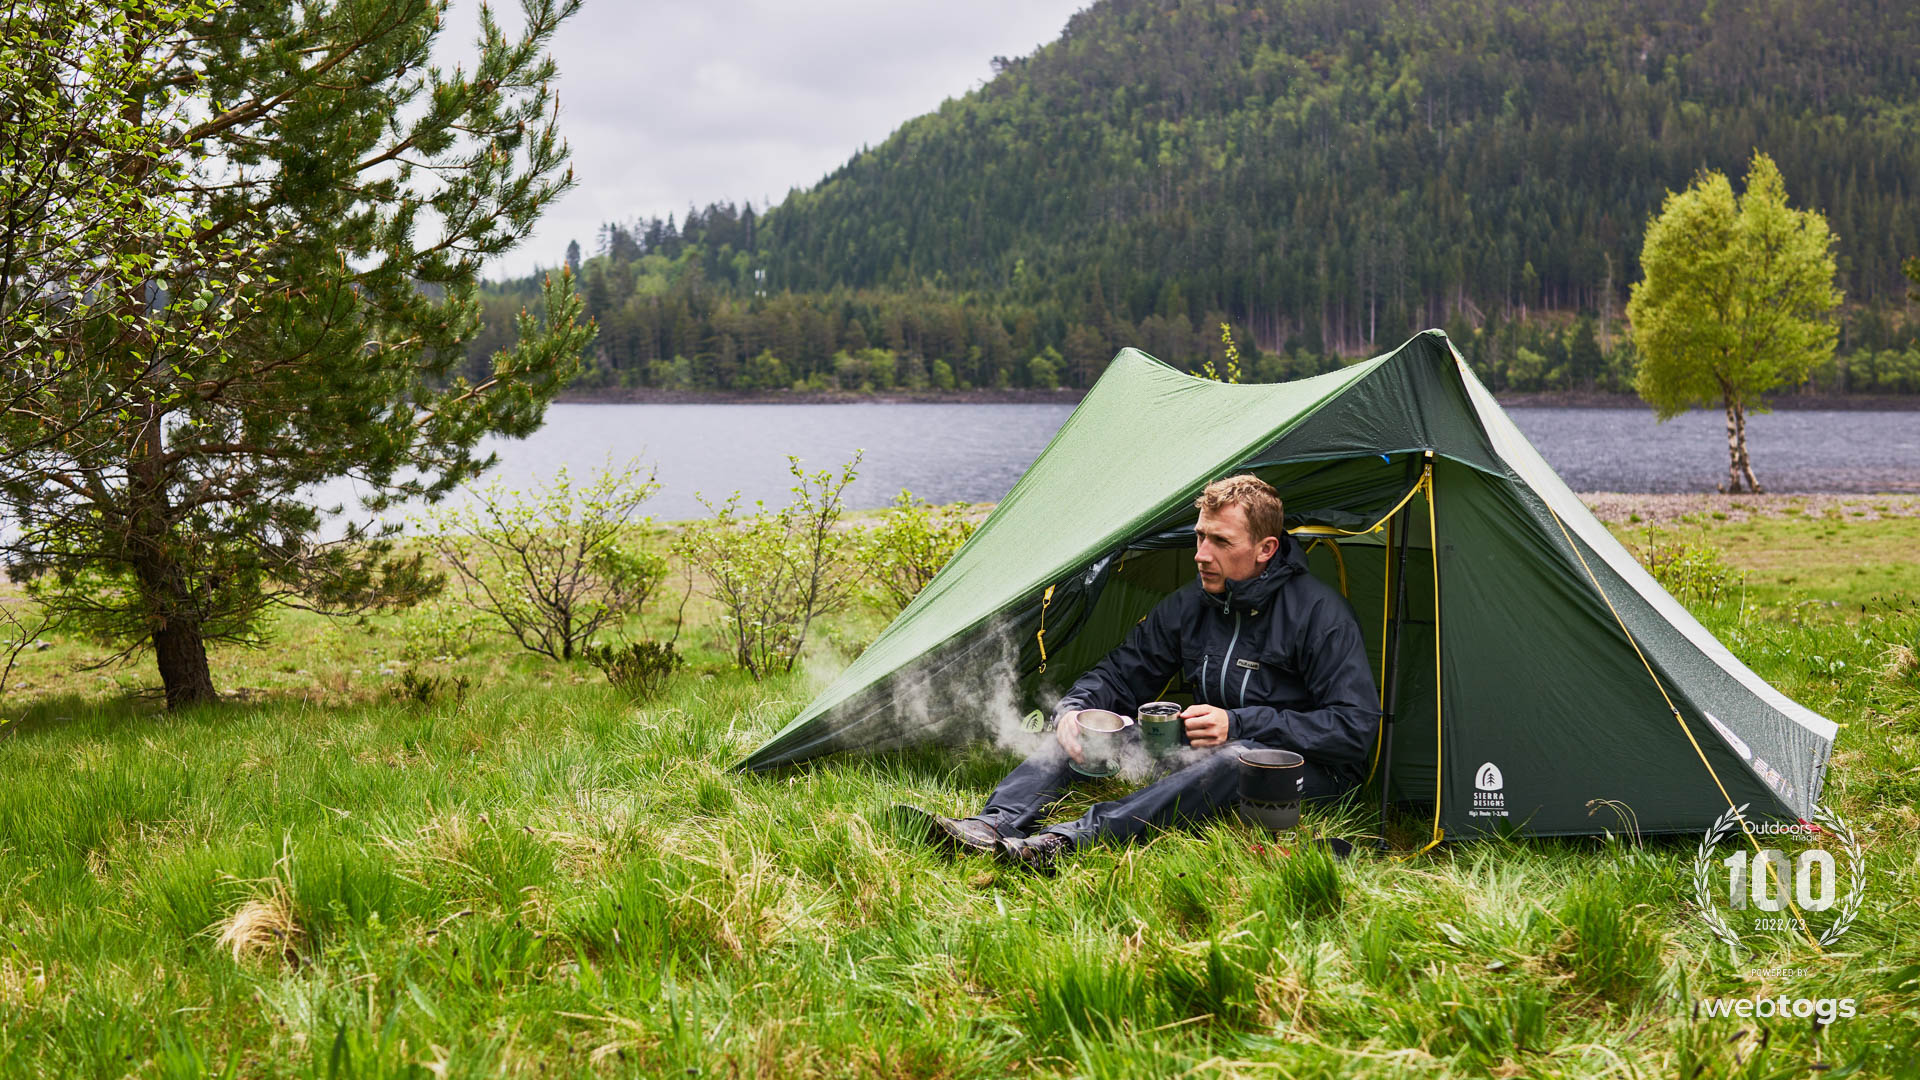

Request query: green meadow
[{"left": 1, "top": 498, "right": 1917, "bottom": 1078}]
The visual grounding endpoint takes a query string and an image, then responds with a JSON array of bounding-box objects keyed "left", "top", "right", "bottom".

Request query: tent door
[{"left": 1372, "top": 455, "right": 1423, "bottom": 847}]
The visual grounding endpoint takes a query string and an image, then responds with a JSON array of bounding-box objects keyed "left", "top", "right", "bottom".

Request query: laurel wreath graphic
[
  {"left": 1693, "top": 803, "right": 1748, "bottom": 953},
  {"left": 1812, "top": 805, "right": 1866, "bottom": 947},
  {"left": 1691, "top": 802, "right": 1867, "bottom": 955}
]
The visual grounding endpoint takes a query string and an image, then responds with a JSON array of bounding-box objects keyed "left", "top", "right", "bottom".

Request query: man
[{"left": 901, "top": 474, "right": 1380, "bottom": 874}]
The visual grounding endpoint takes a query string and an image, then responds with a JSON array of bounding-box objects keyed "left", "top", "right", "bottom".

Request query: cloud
[{"left": 437, "top": 0, "right": 1081, "bottom": 279}]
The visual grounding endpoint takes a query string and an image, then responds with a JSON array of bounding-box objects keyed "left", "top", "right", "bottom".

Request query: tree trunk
[
  {"left": 131, "top": 548, "right": 218, "bottom": 707},
  {"left": 128, "top": 429, "right": 219, "bottom": 707},
  {"left": 1722, "top": 396, "right": 1763, "bottom": 494},
  {"left": 1722, "top": 398, "right": 1742, "bottom": 492},
  {"left": 152, "top": 616, "right": 217, "bottom": 708},
  {"left": 1734, "top": 400, "right": 1763, "bottom": 493}
]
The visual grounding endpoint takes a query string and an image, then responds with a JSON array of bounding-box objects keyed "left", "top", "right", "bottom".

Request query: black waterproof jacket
[{"left": 1057, "top": 532, "right": 1382, "bottom": 781}]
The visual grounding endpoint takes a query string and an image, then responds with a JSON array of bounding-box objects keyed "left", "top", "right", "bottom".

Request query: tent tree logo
[
  {"left": 1470, "top": 761, "right": 1507, "bottom": 818},
  {"left": 1692, "top": 803, "right": 1865, "bottom": 958}
]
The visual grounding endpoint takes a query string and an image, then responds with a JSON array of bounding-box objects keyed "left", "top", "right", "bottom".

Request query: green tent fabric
[{"left": 740, "top": 330, "right": 1835, "bottom": 839}]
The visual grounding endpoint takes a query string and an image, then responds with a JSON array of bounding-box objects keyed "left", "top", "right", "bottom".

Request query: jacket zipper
[
  {"left": 1199, "top": 656, "right": 1210, "bottom": 704},
  {"left": 1238, "top": 668, "right": 1251, "bottom": 708},
  {"left": 1220, "top": 611, "right": 1241, "bottom": 705}
]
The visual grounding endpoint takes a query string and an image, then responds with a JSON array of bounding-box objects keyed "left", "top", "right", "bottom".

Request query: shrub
[
  {"left": 678, "top": 453, "right": 864, "bottom": 679},
  {"left": 396, "top": 601, "right": 486, "bottom": 664},
  {"left": 1631, "top": 527, "right": 1738, "bottom": 607},
  {"left": 388, "top": 668, "right": 470, "bottom": 707},
  {"left": 0, "top": 593, "right": 57, "bottom": 697},
  {"left": 424, "top": 460, "right": 666, "bottom": 661},
  {"left": 860, "top": 491, "right": 976, "bottom": 613},
  {"left": 585, "top": 639, "right": 683, "bottom": 702}
]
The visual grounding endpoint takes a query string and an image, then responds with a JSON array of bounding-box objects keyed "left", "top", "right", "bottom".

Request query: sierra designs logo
[{"left": 1470, "top": 761, "right": 1507, "bottom": 818}]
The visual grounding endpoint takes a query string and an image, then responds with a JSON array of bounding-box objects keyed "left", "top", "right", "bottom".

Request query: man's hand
[
  {"left": 1181, "top": 704, "right": 1230, "bottom": 748},
  {"left": 1055, "top": 709, "right": 1085, "bottom": 763}
]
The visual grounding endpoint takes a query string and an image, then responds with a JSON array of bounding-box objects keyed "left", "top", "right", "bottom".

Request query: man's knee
[{"left": 1302, "top": 761, "right": 1364, "bottom": 802}]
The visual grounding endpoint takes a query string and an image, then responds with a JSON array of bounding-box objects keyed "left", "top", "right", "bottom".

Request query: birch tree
[{"left": 1627, "top": 152, "right": 1840, "bottom": 494}]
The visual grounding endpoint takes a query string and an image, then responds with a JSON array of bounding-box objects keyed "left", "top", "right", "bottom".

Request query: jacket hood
[{"left": 1199, "top": 530, "right": 1310, "bottom": 615}]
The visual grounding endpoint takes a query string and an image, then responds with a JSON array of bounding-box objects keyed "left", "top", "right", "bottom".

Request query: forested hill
[
  {"left": 769, "top": 0, "right": 1916, "bottom": 341},
  {"left": 474, "top": 0, "right": 1920, "bottom": 395}
]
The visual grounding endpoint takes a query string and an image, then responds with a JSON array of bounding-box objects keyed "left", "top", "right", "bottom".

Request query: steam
[
  {"left": 866, "top": 616, "right": 1221, "bottom": 780},
  {"left": 880, "top": 616, "right": 1052, "bottom": 758}
]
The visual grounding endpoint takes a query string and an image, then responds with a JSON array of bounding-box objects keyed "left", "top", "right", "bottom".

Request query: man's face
[{"left": 1193, "top": 503, "right": 1278, "bottom": 593}]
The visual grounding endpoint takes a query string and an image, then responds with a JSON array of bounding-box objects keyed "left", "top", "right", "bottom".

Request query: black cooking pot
[{"left": 1237, "top": 747, "right": 1305, "bottom": 806}]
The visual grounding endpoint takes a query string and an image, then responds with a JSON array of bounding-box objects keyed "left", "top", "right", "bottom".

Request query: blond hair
[{"left": 1194, "top": 474, "right": 1284, "bottom": 544}]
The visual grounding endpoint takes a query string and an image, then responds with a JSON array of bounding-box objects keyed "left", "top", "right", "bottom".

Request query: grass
[{"left": 0, "top": 503, "right": 1917, "bottom": 1076}]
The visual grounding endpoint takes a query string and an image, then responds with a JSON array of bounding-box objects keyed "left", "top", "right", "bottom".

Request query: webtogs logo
[{"left": 1470, "top": 761, "right": 1508, "bottom": 818}]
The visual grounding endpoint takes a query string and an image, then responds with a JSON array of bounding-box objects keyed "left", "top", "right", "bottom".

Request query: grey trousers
[{"left": 975, "top": 736, "right": 1359, "bottom": 847}]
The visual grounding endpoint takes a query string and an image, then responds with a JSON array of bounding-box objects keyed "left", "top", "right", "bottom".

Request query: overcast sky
[{"left": 438, "top": 1, "right": 1082, "bottom": 281}]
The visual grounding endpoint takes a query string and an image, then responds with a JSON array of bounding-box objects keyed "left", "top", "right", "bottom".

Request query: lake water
[{"left": 330, "top": 403, "right": 1919, "bottom": 526}]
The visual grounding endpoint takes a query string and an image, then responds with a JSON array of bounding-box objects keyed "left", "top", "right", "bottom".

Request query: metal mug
[
  {"left": 1068, "top": 709, "right": 1132, "bottom": 778},
  {"left": 1137, "top": 700, "right": 1186, "bottom": 756}
]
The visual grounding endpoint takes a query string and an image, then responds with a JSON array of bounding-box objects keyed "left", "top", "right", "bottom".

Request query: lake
[{"left": 329, "top": 403, "right": 1919, "bottom": 526}]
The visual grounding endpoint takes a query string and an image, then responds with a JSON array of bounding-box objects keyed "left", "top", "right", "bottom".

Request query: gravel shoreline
[{"left": 1575, "top": 492, "right": 1920, "bottom": 525}]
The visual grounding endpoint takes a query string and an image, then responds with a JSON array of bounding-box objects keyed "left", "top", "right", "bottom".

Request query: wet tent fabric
[{"left": 740, "top": 330, "right": 1835, "bottom": 839}]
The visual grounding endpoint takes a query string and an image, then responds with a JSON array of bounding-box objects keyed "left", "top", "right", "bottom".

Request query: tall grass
[{"left": 0, "top": 511, "right": 1916, "bottom": 1076}]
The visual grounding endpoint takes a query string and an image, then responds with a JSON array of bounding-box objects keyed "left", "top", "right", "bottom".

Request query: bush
[
  {"left": 584, "top": 639, "right": 683, "bottom": 701},
  {"left": 860, "top": 491, "right": 975, "bottom": 613},
  {"left": 424, "top": 460, "right": 666, "bottom": 661},
  {"left": 396, "top": 601, "right": 486, "bottom": 664},
  {"left": 1630, "top": 528, "right": 1739, "bottom": 607},
  {"left": 0, "top": 593, "right": 57, "bottom": 697},
  {"left": 678, "top": 453, "right": 864, "bottom": 679},
  {"left": 388, "top": 668, "right": 471, "bottom": 707}
]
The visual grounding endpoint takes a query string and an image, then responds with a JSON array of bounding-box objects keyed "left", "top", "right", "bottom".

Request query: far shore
[{"left": 554, "top": 386, "right": 1920, "bottom": 410}]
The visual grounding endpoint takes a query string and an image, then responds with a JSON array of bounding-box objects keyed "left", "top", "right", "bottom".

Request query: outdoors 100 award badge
[
  {"left": 1689, "top": 803, "right": 1869, "bottom": 1027},
  {"left": 1692, "top": 803, "right": 1865, "bottom": 958}
]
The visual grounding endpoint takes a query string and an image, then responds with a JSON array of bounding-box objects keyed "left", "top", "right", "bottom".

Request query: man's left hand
[{"left": 1180, "top": 704, "right": 1230, "bottom": 748}]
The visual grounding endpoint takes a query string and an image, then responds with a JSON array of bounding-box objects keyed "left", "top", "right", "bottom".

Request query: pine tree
[{"left": 1567, "top": 314, "right": 1603, "bottom": 388}]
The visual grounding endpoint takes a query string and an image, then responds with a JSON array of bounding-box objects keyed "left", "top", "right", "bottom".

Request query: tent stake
[{"left": 1375, "top": 454, "right": 1420, "bottom": 850}]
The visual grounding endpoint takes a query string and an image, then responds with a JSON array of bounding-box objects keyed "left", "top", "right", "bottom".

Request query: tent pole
[{"left": 1374, "top": 455, "right": 1420, "bottom": 850}]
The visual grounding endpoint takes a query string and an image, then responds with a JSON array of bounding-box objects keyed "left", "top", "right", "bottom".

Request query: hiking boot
[
  {"left": 896, "top": 804, "right": 1000, "bottom": 855},
  {"left": 995, "top": 831, "right": 1074, "bottom": 876}
]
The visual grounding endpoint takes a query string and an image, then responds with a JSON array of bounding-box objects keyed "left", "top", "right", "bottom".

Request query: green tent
[{"left": 741, "top": 330, "right": 1834, "bottom": 841}]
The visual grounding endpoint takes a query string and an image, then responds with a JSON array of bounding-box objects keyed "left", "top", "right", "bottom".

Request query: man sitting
[{"left": 901, "top": 474, "right": 1381, "bottom": 874}]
